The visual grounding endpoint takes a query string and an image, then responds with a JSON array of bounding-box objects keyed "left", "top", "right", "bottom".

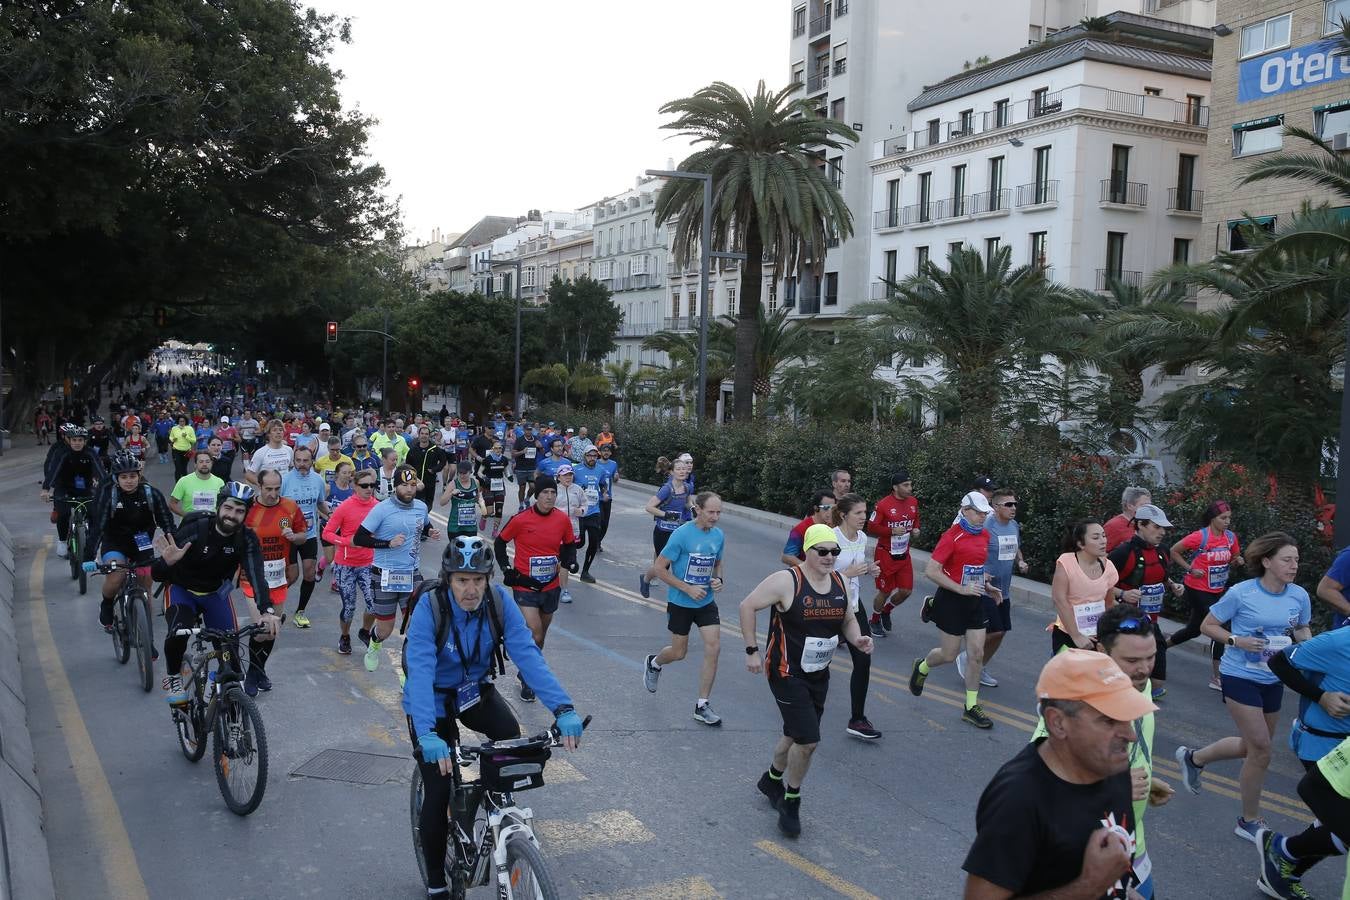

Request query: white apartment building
[
  {"left": 784, "top": 0, "right": 1214, "bottom": 317},
  {"left": 591, "top": 175, "right": 670, "bottom": 369}
]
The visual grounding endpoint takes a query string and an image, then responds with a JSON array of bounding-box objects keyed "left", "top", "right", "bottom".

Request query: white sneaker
[
  {"left": 55, "top": 540, "right": 68, "bottom": 559},
  {"left": 955, "top": 651, "right": 967, "bottom": 680}
]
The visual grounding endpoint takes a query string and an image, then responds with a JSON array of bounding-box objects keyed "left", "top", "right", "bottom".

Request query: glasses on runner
[
  {"left": 817, "top": 504, "right": 834, "bottom": 513},
  {"left": 355, "top": 480, "right": 376, "bottom": 489},
  {"left": 1115, "top": 617, "right": 1149, "bottom": 634},
  {"left": 811, "top": 546, "right": 843, "bottom": 557},
  {"left": 1001, "top": 501, "right": 1018, "bottom": 507}
]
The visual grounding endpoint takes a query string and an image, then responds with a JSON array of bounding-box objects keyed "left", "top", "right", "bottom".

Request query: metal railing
[
  {"left": 873, "top": 207, "right": 903, "bottom": 230},
  {"left": 1015, "top": 180, "right": 1058, "bottom": 206},
  {"left": 618, "top": 322, "right": 659, "bottom": 337},
  {"left": 870, "top": 281, "right": 900, "bottom": 300},
  {"left": 807, "top": 71, "right": 829, "bottom": 93},
  {"left": 809, "top": 13, "right": 830, "bottom": 37},
  {"left": 663, "top": 316, "right": 703, "bottom": 332},
  {"left": 1100, "top": 179, "right": 1148, "bottom": 207},
  {"left": 1167, "top": 187, "right": 1204, "bottom": 213},
  {"left": 1096, "top": 269, "right": 1143, "bottom": 290},
  {"left": 969, "top": 188, "right": 1011, "bottom": 215}
]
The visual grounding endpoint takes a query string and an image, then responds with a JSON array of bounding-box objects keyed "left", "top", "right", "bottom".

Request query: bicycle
[
  {"left": 88, "top": 559, "right": 155, "bottom": 692},
  {"left": 409, "top": 717, "right": 591, "bottom": 899},
  {"left": 171, "top": 618, "right": 281, "bottom": 816},
  {"left": 65, "top": 496, "right": 94, "bottom": 595}
]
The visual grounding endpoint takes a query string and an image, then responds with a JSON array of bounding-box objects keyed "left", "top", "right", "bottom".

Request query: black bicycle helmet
[
  {"left": 441, "top": 535, "right": 493, "bottom": 578},
  {"left": 68, "top": 426, "right": 89, "bottom": 438},
  {"left": 108, "top": 450, "right": 142, "bottom": 475},
  {"left": 217, "top": 481, "right": 257, "bottom": 510}
]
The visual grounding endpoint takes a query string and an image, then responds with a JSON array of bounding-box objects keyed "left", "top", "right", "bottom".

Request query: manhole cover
[{"left": 291, "top": 749, "right": 407, "bottom": 785}]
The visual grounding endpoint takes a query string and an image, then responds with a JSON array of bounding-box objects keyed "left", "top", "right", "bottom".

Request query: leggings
[
  {"left": 1279, "top": 762, "right": 1350, "bottom": 876},
  {"left": 335, "top": 564, "right": 374, "bottom": 622},
  {"left": 410, "top": 686, "right": 520, "bottom": 890},
  {"left": 848, "top": 607, "right": 871, "bottom": 721},
  {"left": 173, "top": 449, "right": 191, "bottom": 480},
  {"left": 599, "top": 500, "right": 612, "bottom": 546},
  {"left": 579, "top": 515, "right": 602, "bottom": 572},
  {"left": 54, "top": 496, "right": 78, "bottom": 542},
  {"left": 1151, "top": 626, "right": 1168, "bottom": 681},
  {"left": 1168, "top": 587, "right": 1225, "bottom": 660}
]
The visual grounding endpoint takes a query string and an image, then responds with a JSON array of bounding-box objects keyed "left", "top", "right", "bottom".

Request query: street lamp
[{"left": 484, "top": 255, "right": 537, "bottom": 419}]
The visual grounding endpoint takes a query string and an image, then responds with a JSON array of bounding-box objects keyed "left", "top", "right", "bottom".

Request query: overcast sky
[{"left": 310, "top": 0, "right": 786, "bottom": 244}]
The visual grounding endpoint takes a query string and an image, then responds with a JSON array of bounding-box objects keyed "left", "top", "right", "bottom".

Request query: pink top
[{"left": 1053, "top": 552, "right": 1118, "bottom": 637}]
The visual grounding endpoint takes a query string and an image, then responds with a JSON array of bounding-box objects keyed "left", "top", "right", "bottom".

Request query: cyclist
[
  {"left": 151, "top": 483, "right": 281, "bottom": 705},
  {"left": 169, "top": 450, "right": 225, "bottom": 518},
  {"left": 41, "top": 426, "right": 105, "bottom": 559},
  {"left": 83, "top": 451, "right": 174, "bottom": 632},
  {"left": 404, "top": 536, "right": 584, "bottom": 899},
  {"left": 87, "top": 416, "right": 119, "bottom": 458}
]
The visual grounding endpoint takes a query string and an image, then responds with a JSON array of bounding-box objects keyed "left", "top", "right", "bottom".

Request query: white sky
[{"left": 310, "top": 0, "right": 787, "bottom": 244}]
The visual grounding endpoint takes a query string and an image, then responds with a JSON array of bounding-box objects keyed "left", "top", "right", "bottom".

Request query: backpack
[
  {"left": 1197, "top": 527, "right": 1236, "bottom": 556},
  {"left": 1116, "top": 543, "right": 1166, "bottom": 589},
  {"left": 401, "top": 580, "right": 510, "bottom": 680}
]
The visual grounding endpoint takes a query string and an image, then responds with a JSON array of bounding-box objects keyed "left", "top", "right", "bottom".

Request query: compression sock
[
  {"left": 297, "top": 578, "right": 315, "bottom": 612},
  {"left": 768, "top": 765, "right": 783, "bottom": 781},
  {"left": 918, "top": 660, "right": 930, "bottom": 676},
  {"left": 1286, "top": 826, "right": 1341, "bottom": 861},
  {"left": 784, "top": 785, "right": 800, "bottom": 800},
  {"left": 248, "top": 635, "right": 272, "bottom": 671},
  {"left": 966, "top": 690, "right": 979, "bottom": 710}
]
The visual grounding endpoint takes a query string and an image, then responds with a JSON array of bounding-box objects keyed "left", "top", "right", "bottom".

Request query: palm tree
[
  {"left": 522, "top": 361, "right": 611, "bottom": 409},
  {"left": 642, "top": 325, "right": 733, "bottom": 420},
  {"left": 654, "top": 81, "right": 857, "bottom": 420},
  {"left": 774, "top": 327, "right": 897, "bottom": 424},
  {"left": 604, "top": 359, "right": 661, "bottom": 419},
  {"left": 736, "top": 305, "right": 820, "bottom": 411},
  {"left": 853, "top": 245, "right": 1098, "bottom": 423}
]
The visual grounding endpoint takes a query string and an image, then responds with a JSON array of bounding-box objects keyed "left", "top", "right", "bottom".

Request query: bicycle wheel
[
  {"left": 501, "top": 833, "right": 559, "bottom": 900},
  {"left": 110, "top": 596, "right": 130, "bottom": 664},
  {"left": 410, "top": 766, "right": 429, "bottom": 888},
  {"left": 212, "top": 689, "right": 269, "bottom": 815},
  {"left": 74, "top": 522, "right": 87, "bottom": 595},
  {"left": 130, "top": 590, "right": 153, "bottom": 692},
  {"left": 176, "top": 672, "right": 207, "bottom": 763}
]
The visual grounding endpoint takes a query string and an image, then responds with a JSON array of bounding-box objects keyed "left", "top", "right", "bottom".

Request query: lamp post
[
  {"left": 486, "top": 256, "right": 526, "bottom": 418},
  {"left": 328, "top": 315, "right": 398, "bottom": 411}
]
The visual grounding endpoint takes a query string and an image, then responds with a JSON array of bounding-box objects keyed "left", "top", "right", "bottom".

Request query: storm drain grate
[{"left": 290, "top": 749, "right": 407, "bottom": 785}]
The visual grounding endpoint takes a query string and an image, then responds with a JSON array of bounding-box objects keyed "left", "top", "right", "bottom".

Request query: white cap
[
  {"left": 318, "top": 422, "right": 331, "bottom": 431},
  {"left": 220, "top": 416, "right": 230, "bottom": 423},
  {"left": 961, "top": 491, "right": 993, "bottom": 514}
]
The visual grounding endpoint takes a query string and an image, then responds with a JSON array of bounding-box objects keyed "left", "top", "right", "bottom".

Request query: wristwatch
[
  {"left": 1226, "top": 635, "right": 1237, "bottom": 647},
  {"left": 745, "top": 645, "right": 760, "bottom": 655}
]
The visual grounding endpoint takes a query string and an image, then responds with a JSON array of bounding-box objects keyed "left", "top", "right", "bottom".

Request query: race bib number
[
  {"left": 1248, "top": 633, "right": 1293, "bottom": 670},
  {"left": 1073, "top": 599, "right": 1106, "bottom": 637},
  {"left": 801, "top": 635, "right": 839, "bottom": 673},
  {"left": 584, "top": 487, "right": 600, "bottom": 508},
  {"left": 1207, "top": 563, "right": 1230, "bottom": 591},
  {"left": 456, "top": 503, "right": 478, "bottom": 528},
  {"left": 889, "top": 532, "right": 911, "bottom": 556},
  {"left": 380, "top": 568, "right": 414, "bottom": 592},
  {"left": 997, "top": 535, "right": 1018, "bottom": 561},
  {"left": 1140, "top": 582, "right": 1165, "bottom": 615},
  {"left": 133, "top": 531, "right": 153, "bottom": 552},
  {"left": 489, "top": 478, "right": 505, "bottom": 493},
  {"left": 193, "top": 491, "right": 216, "bottom": 511},
  {"left": 685, "top": 553, "right": 715, "bottom": 585},
  {"left": 529, "top": 555, "right": 558, "bottom": 581},
  {"left": 74, "top": 476, "right": 87, "bottom": 491},
  {"left": 456, "top": 440, "right": 467, "bottom": 449},
  {"left": 221, "top": 440, "right": 234, "bottom": 452},
  {"left": 524, "top": 447, "right": 536, "bottom": 460},
  {"left": 1318, "top": 737, "right": 1350, "bottom": 799},
  {"left": 454, "top": 680, "right": 481, "bottom": 714},
  {"left": 264, "top": 558, "right": 287, "bottom": 589},
  {"left": 1132, "top": 852, "right": 1152, "bottom": 886},
  {"left": 960, "top": 564, "right": 985, "bottom": 587}
]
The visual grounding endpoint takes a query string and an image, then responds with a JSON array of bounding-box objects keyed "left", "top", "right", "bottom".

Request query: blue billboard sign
[{"left": 1238, "top": 37, "right": 1350, "bottom": 103}]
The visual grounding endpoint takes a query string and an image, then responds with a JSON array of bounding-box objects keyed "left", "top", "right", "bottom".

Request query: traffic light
[
  {"left": 155, "top": 307, "right": 168, "bottom": 328},
  {"left": 407, "top": 376, "right": 420, "bottom": 392},
  {"left": 326, "top": 321, "right": 338, "bottom": 342}
]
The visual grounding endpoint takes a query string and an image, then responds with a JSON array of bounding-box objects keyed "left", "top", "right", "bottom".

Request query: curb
[{"left": 0, "top": 521, "right": 56, "bottom": 900}]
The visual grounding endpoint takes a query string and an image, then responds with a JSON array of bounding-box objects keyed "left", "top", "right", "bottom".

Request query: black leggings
[
  {"left": 410, "top": 686, "right": 520, "bottom": 890},
  {"left": 173, "top": 449, "right": 191, "bottom": 480},
  {"left": 1152, "top": 625, "right": 1168, "bottom": 681},
  {"left": 848, "top": 607, "right": 871, "bottom": 721},
  {"left": 599, "top": 500, "right": 612, "bottom": 546},
  {"left": 1169, "top": 587, "right": 1222, "bottom": 652},
  {"left": 579, "top": 515, "right": 602, "bottom": 572}
]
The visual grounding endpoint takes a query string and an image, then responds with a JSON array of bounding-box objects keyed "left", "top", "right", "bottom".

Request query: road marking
[
  {"left": 534, "top": 808, "right": 654, "bottom": 855},
  {"left": 754, "top": 840, "right": 880, "bottom": 900},
  {"left": 26, "top": 550, "right": 151, "bottom": 900},
  {"left": 585, "top": 875, "right": 722, "bottom": 899}
]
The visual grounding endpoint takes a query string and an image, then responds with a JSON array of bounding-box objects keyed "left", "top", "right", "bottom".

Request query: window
[
  {"left": 832, "top": 42, "right": 847, "bottom": 75},
  {"left": 1185, "top": 93, "right": 1205, "bottom": 126},
  {"left": 831, "top": 97, "right": 845, "bottom": 120},
  {"left": 916, "top": 246, "right": 930, "bottom": 269},
  {"left": 951, "top": 164, "right": 966, "bottom": 216},
  {"left": 984, "top": 237, "right": 1001, "bottom": 263},
  {"left": 1329, "top": 0, "right": 1350, "bottom": 33},
  {"left": 641, "top": 220, "right": 648, "bottom": 246},
  {"left": 883, "top": 250, "right": 898, "bottom": 289},
  {"left": 823, "top": 272, "right": 838, "bottom": 306},
  {"left": 949, "top": 241, "right": 964, "bottom": 258},
  {"left": 766, "top": 280, "right": 779, "bottom": 312},
  {"left": 1233, "top": 117, "right": 1284, "bottom": 157},
  {"left": 1108, "top": 144, "right": 1130, "bottom": 202},
  {"left": 987, "top": 156, "right": 1004, "bottom": 210},
  {"left": 828, "top": 157, "right": 843, "bottom": 188},
  {"left": 1030, "top": 231, "right": 1048, "bottom": 268},
  {"left": 1105, "top": 232, "right": 1126, "bottom": 278},
  {"left": 1317, "top": 101, "right": 1350, "bottom": 140},
  {"left": 793, "top": 5, "right": 806, "bottom": 36},
  {"left": 957, "top": 109, "right": 974, "bottom": 135},
  {"left": 727, "top": 285, "right": 737, "bottom": 316},
  {"left": 917, "top": 172, "right": 932, "bottom": 222},
  {"left": 886, "top": 177, "right": 900, "bottom": 214},
  {"left": 1228, "top": 216, "right": 1276, "bottom": 251},
  {"left": 1034, "top": 146, "right": 1052, "bottom": 202},
  {"left": 792, "top": 62, "right": 805, "bottom": 86},
  {"left": 1173, "top": 238, "right": 1191, "bottom": 264},
  {"left": 1032, "top": 87, "right": 1050, "bottom": 115},
  {"left": 994, "top": 99, "right": 1010, "bottom": 128},
  {"left": 1175, "top": 154, "right": 1198, "bottom": 210},
  {"left": 1144, "top": 87, "right": 1162, "bottom": 97},
  {"left": 925, "top": 118, "right": 940, "bottom": 146},
  {"left": 1240, "top": 13, "right": 1291, "bottom": 58}
]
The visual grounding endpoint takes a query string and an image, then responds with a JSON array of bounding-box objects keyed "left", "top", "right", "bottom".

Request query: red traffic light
[
  {"left": 326, "top": 321, "right": 338, "bottom": 342},
  {"left": 408, "top": 377, "right": 420, "bottom": 391}
]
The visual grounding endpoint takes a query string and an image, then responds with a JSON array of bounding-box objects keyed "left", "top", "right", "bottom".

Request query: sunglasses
[
  {"left": 1000, "top": 501, "right": 1018, "bottom": 508},
  {"left": 1114, "top": 617, "right": 1149, "bottom": 634},
  {"left": 810, "top": 546, "right": 843, "bottom": 557},
  {"left": 817, "top": 505, "right": 835, "bottom": 512},
  {"left": 354, "top": 444, "right": 368, "bottom": 448},
  {"left": 355, "top": 481, "right": 376, "bottom": 489}
]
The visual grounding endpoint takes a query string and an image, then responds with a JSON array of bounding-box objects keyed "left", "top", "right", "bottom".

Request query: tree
[
  {"left": 773, "top": 328, "right": 896, "bottom": 424},
  {"left": 523, "top": 361, "right": 611, "bottom": 408},
  {"left": 642, "top": 326, "right": 733, "bottom": 420},
  {"left": 542, "top": 276, "right": 622, "bottom": 366},
  {"left": 605, "top": 359, "right": 661, "bottom": 419},
  {"left": 654, "top": 81, "right": 857, "bottom": 421},
  {"left": 854, "top": 246, "right": 1098, "bottom": 424}
]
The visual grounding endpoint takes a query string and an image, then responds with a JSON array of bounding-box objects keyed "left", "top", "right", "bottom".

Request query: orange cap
[{"left": 1035, "top": 649, "right": 1156, "bottom": 721}]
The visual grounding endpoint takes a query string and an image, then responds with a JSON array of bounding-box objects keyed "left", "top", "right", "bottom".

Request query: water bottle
[
  {"left": 1244, "top": 626, "right": 1266, "bottom": 665},
  {"left": 207, "top": 670, "right": 217, "bottom": 698}
]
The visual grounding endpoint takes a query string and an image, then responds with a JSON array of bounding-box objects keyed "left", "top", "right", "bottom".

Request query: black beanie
[{"left": 534, "top": 474, "right": 557, "bottom": 494}]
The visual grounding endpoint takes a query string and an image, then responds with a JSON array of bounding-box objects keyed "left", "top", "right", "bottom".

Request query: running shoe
[
  {"left": 962, "top": 704, "right": 993, "bottom": 729},
  {"left": 638, "top": 574, "right": 651, "bottom": 599},
  {"left": 643, "top": 654, "right": 661, "bottom": 693},
  {"left": 846, "top": 719, "right": 881, "bottom": 740},
  {"left": 869, "top": 618, "right": 887, "bottom": 638},
  {"left": 330, "top": 581, "right": 339, "bottom": 592},
  {"left": 294, "top": 610, "right": 311, "bottom": 628},
  {"left": 1236, "top": 817, "right": 1269, "bottom": 844},
  {"left": 244, "top": 667, "right": 260, "bottom": 697},
  {"left": 55, "top": 541, "right": 68, "bottom": 559},
  {"left": 919, "top": 595, "right": 934, "bottom": 624},
  {"left": 164, "top": 674, "right": 188, "bottom": 706},
  {"left": 364, "top": 638, "right": 381, "bottom": 672},
  {"left": 560, "top": 590, "right": 573, "bottom": 604},
  {"left": 1209, "top": 676, "right": 1223, "bottom": 692},
  {"left": 693, "top": 702, "right": 722, "bottom": 726},
  {"left": 1151, "top": 685, "right": 1167, "bottom": 700},
  {"left": 519, "top": 678, "right": 536, "bottom": 703},
  {"left": 1258, "top": 829, "right": 1312, "bottom": 900},
  {"left": 756, "top": 771, "right": 784, "bottom": 809},
  {"left": 580, "top": 572, "right": 596, "bottom": 584},
  {"left": 880, "top": 609, "right": 894, "bottom": 633},
  {"left": 1175, "top": 746, "right": 1203, "bottom": 794},
  {"left": 254, "top": 670, "right": 273, "bottom": 693},
  {"left": 338, "top": 634, "right": 352, "bottom": 656},
  {"left": 777, "top": 794, "right": 801, "bottom": 838},
  {"left": 908, "top": 658, "right": 927, "bottom": 696},
  {"left": 978, "top": 666, "right": 999, "bottom": 688}
]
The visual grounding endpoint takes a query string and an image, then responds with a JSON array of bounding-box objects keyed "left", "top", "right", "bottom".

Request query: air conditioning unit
[{"left": 1333, "top": 132, "right": 1350, "bottom": 152}]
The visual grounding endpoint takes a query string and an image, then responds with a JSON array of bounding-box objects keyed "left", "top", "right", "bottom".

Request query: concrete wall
[{"left": 0, "top": 521, "right": 56, "bottom": 900}]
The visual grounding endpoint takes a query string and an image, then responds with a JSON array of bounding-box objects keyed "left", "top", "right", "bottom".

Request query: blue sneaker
[
  {"left": 638, "top": 574, "right": 650, "bottom": 599},
  {"left": 1236, "top": 816, "right": 1268, "bottom": 844},
  {"left": 1175, "top": 745, "right": 1203, "bottom": 794},
  {"left": 1257, "top": 828, "right": 1313, "bottom": 899}
]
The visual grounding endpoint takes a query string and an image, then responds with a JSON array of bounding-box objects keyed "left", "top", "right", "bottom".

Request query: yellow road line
[
  {"left": 754, "top": 840, "right": 881, "bottom": 900},
  {"left": 26, "top": 550, "right": 150, "bottom": 900},
  {"left": 585, "top": 876, "right": 722, "bottom": 899}
]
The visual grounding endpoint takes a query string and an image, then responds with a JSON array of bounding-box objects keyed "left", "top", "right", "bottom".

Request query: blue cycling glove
[
  {"left": 81, "top": 561, "right": 97, "bottom": 573},
  {"left": 419, "top": 733, "right": 450, "bottom": 763},
  {"left": 556, "top": 710, "right": 583, "bottom": 741}
]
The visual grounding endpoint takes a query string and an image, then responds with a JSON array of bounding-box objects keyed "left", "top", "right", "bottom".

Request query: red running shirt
[
  {"left": 930, "top": 522, "right": 989, "bottom": 588},
  {"left": 498, "top": 506, "right": 575, "bottom": 591},
  {"left": 867, "top": 494, "right": 919, "bottom": 559}
]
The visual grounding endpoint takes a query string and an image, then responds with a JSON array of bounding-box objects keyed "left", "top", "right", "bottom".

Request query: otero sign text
[{"left": 1238, "top": 37, "right": 1350, "bottom": 103}]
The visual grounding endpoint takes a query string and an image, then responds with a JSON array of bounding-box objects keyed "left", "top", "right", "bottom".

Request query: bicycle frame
[{"left": 180, "top": 630, "right": 248, "bottom": 736}]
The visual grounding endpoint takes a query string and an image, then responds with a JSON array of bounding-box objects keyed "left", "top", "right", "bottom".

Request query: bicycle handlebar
[
  {"left": 457, "top": 715, "right": 592, "bottom": 760},
  {"left": 172, "top": 615, "right": 287, "bottom": 642},
  {"left": 85, "top": 559, "right": 141, "bottom": 575}
]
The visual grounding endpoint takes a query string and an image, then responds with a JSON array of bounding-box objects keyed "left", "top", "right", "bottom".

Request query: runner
[
  {"left": 282, "top": 445, "right": 330, "bottom": 629},
  {"left": 123, "top": 422, "right": 149, "bottom": 463},
  {"left": 962, "top": 649, "right": 1152, "bottom": 899},
  {"left": 215, "top": 415, "right": 240, "bottom": 464},
  {"left": 1174, "top": 532, "right": 1311, "bottom": 843},
  {"left": 314, "top": 435, "right": 352, "bottom": 486},
  {"left": 321, "top": 467, "right": 378, "bottom": 656},
  {"left": 553, "top": 465, "right": 587, "bottom": 604},
  {"left": 406, "top": 425, "right": 450, "bottom": 513},
  {"left": 169, "top": 415, "right": 196, "bottom": 479},
  {"left": 494, "top": 474, "right": 577, "bottom": 701},
  {"left": 866, "top": 472, "right": 920, "bottom": 637},
  {"left": 371, "top": 418, "right": 410, "bottom": 463},
  {"left": 375, "top": 446, "right": 401, "bottom": 500},
  {"left": 908, "top": 491, "right": 1003, "bottom": 730},
  {"left": 958, "top": 487, "right": 1028, "bottom": 688},
  {"left": 438, "top": 461, "right": 485, "bottom": 540},
  {"left": 1107, "top": 505, "right": 1182, "bottom": 701},
  {"left": 595, "top": 422, "right": 615, "bottom": 449},
  {"left": 475, "top": 438, "right": 510, "bottom": 539},
  {"left": 536, "top": 437, "right": 570, "bottom": 481},
  {"left": 742, "top": 523, "right": 874, "bottom": 837},
  {"left": 511, "top": 423, "right": 540, "bottom": 510},
  {"left": 237, "top": 408, "right": 261, "bottom": 463},
  {"left": 573, "top": 447, "right": 611, "bottom": 584},
  {"left": 1167, "top": 501, "right": 1244, "bottom": 691},
  {"left": 642, "top": 492, "right": 727, "bottom": 727},
  {"left": 595, "top": 442, "right": 619, "bottom": 552},
  {"left": 205, "top": 436, "right": 232, "bottom": 482},
  {"left": 638, "top": 456, "right": 694, "bottom": 598},
  {"left": 244, "top": 419, "right": 294, "bottom": 486},
  {"left": 321, "top": 460, "right": 356, "bottom": 588},
  {"left": 779, "top": 490, "right": 835, "bottom": 568},
  {"left": 1051, "top": 520, "right": 1121, "bottom": 655},
  {"left": 831, "top": 494, "right": 882, "bottom": 740},
  {"left": 153, "top": 410, "right": 174, "bottom": 464},
  {"left": 169, "top": 450, "right": 225, "bottom": 518},
  {"left": 348, "top": 432, "right": 380, "bottom": 474},
  {"left": 238, "top": 468, "right": 306, "bottom": 695},
  {"left": 1106, "top": 486, "right": 1153, "bottom": 553}
]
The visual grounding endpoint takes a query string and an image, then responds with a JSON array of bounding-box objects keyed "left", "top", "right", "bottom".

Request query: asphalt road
[{"left": 4, "top": 441, "right": 1342, "bottom": 899}]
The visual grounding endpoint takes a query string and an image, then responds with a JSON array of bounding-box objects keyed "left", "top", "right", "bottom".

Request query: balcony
[
  {"left": 807, "top": 70, "right": 829, "bottom": 94},
  {"left": 870, "top": 281, "right": 900, "bottom": 300},
  {"left": 969, "top": 188, "right": 1011, "bottom": 216},
  {"left": 663, "top": 316, "right": 703, "bottom": 332},
  {"left": 1100, "top": 179, "right": 1148, "bottom": 208},
  {"left": 618, "top": 322, "right": 658, "bottom": 338},
  {"left": 1096, "top": 269, "right": 1143, "bottom": 291},
  {"left": 1015, "top": 180, "right": 1058, "bottom": 207},
  {"left": 873, "top": 207, "right": 903, "bottom": 231},
  {"left": 809, "top": 13, "right": 830, "bottom": 37},
  {"left": 1167, "top": 187, "right": 1204, "bottom": 215}
]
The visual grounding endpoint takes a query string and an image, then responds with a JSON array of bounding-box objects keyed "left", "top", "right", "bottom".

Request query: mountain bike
[
  {"left": 410, "top": 716, "right": 591, "bottom": 899},
  {"left": 66, "top": 496, "right": 94, "bottom": 595},
  {"left": 88, "top": 559, "right": 155, "bottom": 692},
  {"left": 171, "top": 619, "right": 281, "bottom": 816}
]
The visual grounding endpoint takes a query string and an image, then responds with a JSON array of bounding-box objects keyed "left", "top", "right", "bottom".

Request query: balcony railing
[
  {"left": 663, "top": 316, "right": 703, "bottom": 332},
  {"left": 1167, "top": 187, "right": 1204, "bottom": 213},
  {"left": 873, "top": 207, "right": 903, "bottom": 230},
  {"left": 969, "top": 188, "right": 1011, "bottom": 215},
  {"left": 870, "top": 281, "right": 900, "bottom": 300},
  {"left": 1015, "top": 180, "right": 1058, "bottom": 206},
  {"left": 1096, "top": 269, "right": 1143, "bottom": 290},
  {"left": 807, "top": 71, "right": 829, "bottom": 94},
  {"left": 798, "top": 292, "right": 821, "bottom": 314},
  {"left": 809, "top": 13, "right": 830, "bottom": 37},
  {"left": 1100, "top": 179, "right": 1148, "bottom": 207},
  {"left": 618, "top": 322, "right": 658, "bottom": 337}
]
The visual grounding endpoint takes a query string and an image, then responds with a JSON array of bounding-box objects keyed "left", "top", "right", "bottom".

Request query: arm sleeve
[
  {"left": 404, "top": 597, "right": 443, "bottom": 738},
  {"left": 82, "top": 483, "right": 112, "bottom": 563},
  {"left": 151, "top": 487, "right": 175, "bottom": 534},
  {"left": 352, "top": 525, "right": 381, "bottom": 548},
  {"left": 499, "top": 590, "right": 572, "bottom": 712},
  {"left": 1270, "top": 649, "right": 1325, "bottom": 703}
]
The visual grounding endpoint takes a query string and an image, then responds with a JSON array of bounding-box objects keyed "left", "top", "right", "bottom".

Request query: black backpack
[{"left": 400, "top": 580, "right": 509, "bottom": 679}]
